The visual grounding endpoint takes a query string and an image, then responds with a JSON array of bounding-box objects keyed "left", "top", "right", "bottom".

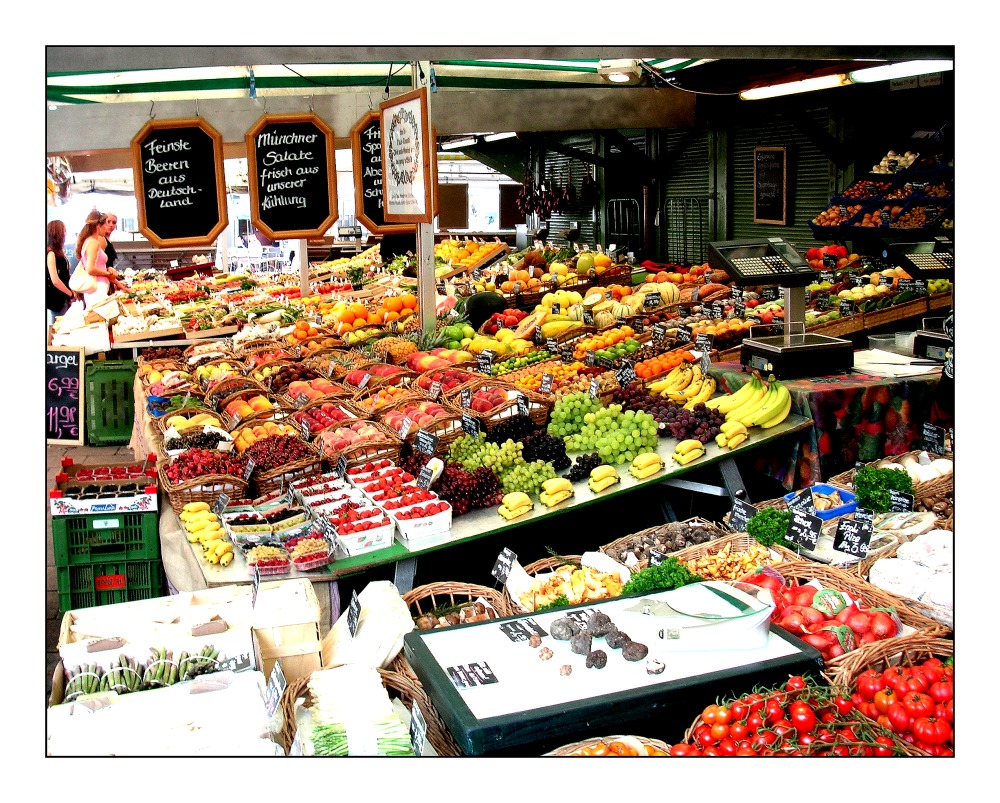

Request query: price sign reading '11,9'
[{"left": 46, "top": 347, "right": 84, "bottom": 445}]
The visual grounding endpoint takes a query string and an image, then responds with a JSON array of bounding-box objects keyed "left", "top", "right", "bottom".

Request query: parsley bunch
[{"left": 621, "top": 557, "right": 701, "bottom": 596}]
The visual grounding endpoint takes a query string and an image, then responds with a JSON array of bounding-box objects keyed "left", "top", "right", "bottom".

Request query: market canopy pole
[{"left": 413, "top": 61, "right": 436, "bottom": 337}]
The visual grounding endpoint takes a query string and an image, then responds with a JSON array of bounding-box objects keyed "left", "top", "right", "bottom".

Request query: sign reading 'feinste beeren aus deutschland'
[
  {"left": 131, "top": 117, "right": 229, "bottom": 248},
  {"left": 246, "top": 113, "right": 338, "bottom": 240}
]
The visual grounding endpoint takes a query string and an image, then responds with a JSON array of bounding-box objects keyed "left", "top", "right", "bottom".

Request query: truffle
[
  {"left": 539, "top": 647, "right": 554, "bottom": 661},
  {"left": 622, "top": 641, "right": 649, "bottom": 662},
  {"left": 559, "top": 665, "right": 573, "bottom": 676},
  {"left": 585, "top": 650, "right": 608, "bottom": 669},
  {"left": 585, "top": 611, "right": 616, "bottom": 637},
  {"left": 570, "top": 631, "right": 593, "bottom": 656},
  {"left": 605, "top": 630, "right": 631, "bottom": 650},
  {"left": 549, "top": 618, "right": 580, "bottom": 641},
  {"left": 528, "top": 633, "right": 543, "bottom": 648}
]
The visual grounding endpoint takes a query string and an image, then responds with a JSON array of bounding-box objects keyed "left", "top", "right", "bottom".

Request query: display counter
[{"left": 709, "top": 360, "right": 941, "bottom": 490}]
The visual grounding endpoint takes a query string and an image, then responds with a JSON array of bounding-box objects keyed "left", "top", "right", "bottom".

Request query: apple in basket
[
  {"left": 344, "top": 369, "right": 372, "bottom": 387},
  {"left": 470, "top": 389, "right": 507, "bottom": 414}
]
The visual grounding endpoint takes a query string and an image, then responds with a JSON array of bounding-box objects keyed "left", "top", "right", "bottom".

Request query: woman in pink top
[{"left": 75, "top": 210, "right": 123, "bottom": 308}]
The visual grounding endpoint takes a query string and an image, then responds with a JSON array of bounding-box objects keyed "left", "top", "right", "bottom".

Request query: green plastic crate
[
  {"left": 57, "top": 558, "right": 166, "bottom": 614},
  {"left": 52, "top": 510, "right": 160, "bottom": 567},
  {"left": 85, "top": 359, "right": 138, "bottom": 445}
]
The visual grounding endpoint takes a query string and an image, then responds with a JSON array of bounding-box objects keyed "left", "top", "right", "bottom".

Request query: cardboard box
[
  {"left": 52, "top": 322, "right": 111, "bottom": 355},
  {"left": 251, "top": 579, "right": 323, "bottom": 685}
]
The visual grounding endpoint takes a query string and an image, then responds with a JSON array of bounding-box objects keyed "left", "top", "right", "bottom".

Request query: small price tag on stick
[
  {"left": 728, "top": 498, "right": 758, "bottom": 533},
  {"left": 347, "top": 590, "right": 362, "bottom": 638},
  {"left": 491, "top": 547, "right": 517, "bottom": 584}
]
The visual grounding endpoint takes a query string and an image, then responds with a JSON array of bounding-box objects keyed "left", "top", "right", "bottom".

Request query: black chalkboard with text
[
  {"left": 246, "top": 113, "right": 337, "bottom": 240},
  {"left": 46, "top": 346, "right": 84, "bottom": 445},
  {"left": 753, "top": 146, "right": 787, "bottom": 225},
  {"left": 131, "top": 117, "right": 228, "bottom": 247}
]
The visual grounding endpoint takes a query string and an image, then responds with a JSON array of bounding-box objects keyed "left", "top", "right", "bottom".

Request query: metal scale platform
[{"left": 707, "top": 237, "right": 854, "bottom": 379}]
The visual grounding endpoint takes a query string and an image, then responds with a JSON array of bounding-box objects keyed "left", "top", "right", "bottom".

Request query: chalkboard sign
[
  {"left": 785, "top": 509, "right": 823, "bottom": 550},
  {"left": 833, "top": 517, "right": 873, "bottom": 558},
  {"left": 840, "top": 299, "right": 855, "bottom": 317},
  {"left": 753, "top": 146, "right": 787, "bottom": 225},
  {"left": 652, "top": 323, "right": 667, "bottom": 343},
  {"left": 351, "top": 111, "right": 411, "bottom": 234},
  {"left": 762, "top": 287, "right": 781, "bottom": 301},
  {"left": 786, "top": 488, "right": 817, "bottom": 515},
  {"left": 263, "top": 660, "right": 287, "bottom": 719},
  {"left": 675, "top": 325, "right": 693, "bottom": 345},
  {"left": 413, "top": 429, "right": 440, "bottom": 456},
  {"left": 648, "top": 549, "right": 667, "bottom": 567},
  {"left": 539, "top": 373, "right": 554, "bottom": 395},
  {"left": 922, "top": 422, "right": 946, "bottom": 454},
  {"left": 462, "top": 413, "right": 480, "bottom": 437},
  {"left": 246, "top": 113, "right": 337, "bottom": 240},
  {"left": 560, "top": 344, "right": 574, "bottom": 363},
  {"left": 889, "top": 489, "right": 915, "bottom": 513},
  {"left": 347, "top": 590, "right": 362, "bottom": 638},
  {"left": 491, "top": 547, "right": 517, "bottom": 584},
  {"left": 728, "top": 498, "right": 758, "bottom": 533},
  {"left": 46, "top": 346, "right": 84, "bottom": 445},
  {"left": 131, "top": 117, "right": 228, "bottom": 247},
  {"left": 409, "top": 700, "right": 428, "bottom": 756}
]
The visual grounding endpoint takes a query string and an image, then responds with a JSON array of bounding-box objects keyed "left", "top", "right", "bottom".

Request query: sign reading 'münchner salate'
[
  {"left": 130, "top": 117, "right": 229, "bottom": 248},
  {"left": 246, "top": 113, "right": 338, "bottom": 240}
]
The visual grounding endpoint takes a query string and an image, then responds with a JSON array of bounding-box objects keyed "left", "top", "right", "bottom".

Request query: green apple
[
  {"left": 462, "top": 325, "right": 476, "bottom": 339},
  {"left": 460, "top": 337, "right": 472, "bottom": 347}
]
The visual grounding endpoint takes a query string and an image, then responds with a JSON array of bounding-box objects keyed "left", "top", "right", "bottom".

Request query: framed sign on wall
[
  {"left": 753, "top": 146, "right": 788, "bottom": 225},
  {"left": 379, "top": 88, "right": 433, "bottom": 224},
  {"left": 245, "top": 112, "right": 338, "bottom": 240}
]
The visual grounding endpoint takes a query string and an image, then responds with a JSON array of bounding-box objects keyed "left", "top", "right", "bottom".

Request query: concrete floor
[{"left": 45, "top": 442, "right": 139, "bottom": 705}]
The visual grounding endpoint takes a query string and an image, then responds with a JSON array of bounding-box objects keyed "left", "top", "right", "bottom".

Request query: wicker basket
[
  {"left": 588, "top": 263, "right": 633, "bottom": 288},
  {"left": 411, "top": 368, "right": 486, "bottom": 398},
  {"left": 230, "top": 337, "right": 281, "bottom": 356},
  {"left": 826, "top": 451, "right": 953, "bottom": 501},
  {"left": 155, "top": 405, "right": 232, "bottom": 435},
  {"left": 669, "top": 531, "right": 799, "bottom": 577},
  {"left": 251, "top": 444, "right": 325, "bottom": 498},
  {"left": 183, "top": 342, "right": 235, "bottom": 366},
  {"left": 443, "top": 376, "right": 553, "bottom": 431},
  {"left": 157, "top": 465, "right": 249, "bottom": 516},
  {"left": 287, "top": 398, "right": 363, "bottom": 436},
  {"left": 243, "top": 345, "right": 298, "bottom": 371},
  {"left": 821, "top": 632, "right": 953, "bottom": 692},
  {"left": 276, "top": 667, "right": 462, "bottom": 757},
  {"left": 772, "top": 560, "right": 952, "bottom": 668},
  {"left": 376, "top": 392, "right": 464, "bottom": 452},
  {"left": 599, "top": 517, "right": 727, "bottom": 571},
  {"left": 502, "top": 555, "right": 584, "bottom": 615},
  {"left": 339, "top": 363, "right": 416, "bottom": 394},
  {"left": 204, "top": 375, "right": 269, "bottom": 410},
  {"left": 295, "top": 334, "right": 346, "bottom": 359},
  {"left": 312, "top": 419, "right": 404, "bottom": 467},
  {"left": 544, "top": 734, "right": 669, "bottom": 756},
  {"left": 857, "top": 541, "right": 953, "bottom": 630}
]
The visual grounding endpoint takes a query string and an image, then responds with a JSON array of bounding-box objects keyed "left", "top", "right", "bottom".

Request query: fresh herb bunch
[
  {"left": 621, "top": 557, "right": 701, "bottom": 596},
  {"left": 535, "top": 595, "right": 570, "bottom": 612},
  {"left": 853, "top": 465, "right": 914, "bottom": 513},
  {"left": 746, "top": 508, "right": 794, "bottom": 549}
]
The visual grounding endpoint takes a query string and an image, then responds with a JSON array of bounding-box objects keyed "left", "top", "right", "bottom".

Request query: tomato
[
  {"left": 745, "top": 693, "right": 766, "bottom": 714},
  {"left": 730, "top": 699, "right": 750, "bottom": 721},
  {"left": 940, "top": 699, "right": 954, "bottom": 723},
  {"left": 696, "top": 726, "right": 716, "bottom": 748},
  {"left": 772, "top": 719, "right": 796, "bottom": 740},
  {"left": 873, "top": 735, "right": 897, "bottom": 756},
  {"left": 921, "top": 663, "right": 944, "bottom": 684},
  {"left": 765, "top": 700, "right": 787, "bottom": 724},
  {"left": 882, "top": 665, "right": 908, "bottom": 691},
  {"left": 747, "top": 711, "right": 764, "bottom": 731},
  {"left": 834, "top": 695, "right": 854, "bottom": 716},
  {"left": 901, "top": 691, "right": 935, "bottom": 719},
  {"left": 789, "top": 704, "right": 817, "bottom": 733},
  {"left": 798, "top": 731, "right": 818, "bottom": 747},
  {"left": 701, "top": 704, "right": 720, "bottom": 725},
  {"left": 729, "top": 720, "right": 749, "bottom": 741},
  {"left": 717, "top": 737, "right": 738, "bottom": 756},
  {"left": 929, "top": 681, "right": 954, "bottom": 703},
  {"left": 736, "top": 747, "right": 757, "bottom": 756},
  {"left": 751, "top": 730, "right": 778, "bottom": 750},
  {"left": 912, "top": 716, "right": 952, "bottom": 746},
  {"left": 710, "top": 722, "right": 730, "bottom": 741},
  {"left": 669, "top": 743, "right": 697, "bottom": 757},
  {"left": 831, "top": 744, "right": 851, "bottom": 757},
  {"left": 714, "top": 706, "right": 732, "bottom": 725},
  {"left": 815, "top": 727, "right": 835, "bottom": 744},
  {"left": 857, "top": 668, "right": 885, "bottom": 701},
  {"left": 886, "top": 701, "right": 912, "bottom": 733},
  {"left": 785, "top": 675, "right": 808, "bottom": 692},
  {"left": 873, "top": 687, "right": 897, "bottom": 715},
  {"left": 900, "top": 672, "right": 930, "bottom": 694}
]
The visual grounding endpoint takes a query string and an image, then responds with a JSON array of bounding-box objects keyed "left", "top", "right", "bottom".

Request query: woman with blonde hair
[
  {"left": 46, "top": 219, "right": 74, "bottom": 325},
  {"left": 74, "top": 210, "right": 125, "bottom": 308}
]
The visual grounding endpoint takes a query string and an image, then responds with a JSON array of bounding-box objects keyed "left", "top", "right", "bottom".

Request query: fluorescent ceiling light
[
  {"left": 849, "top": 60, "right": 953, "bottom": 83},
  {"left": 483, "top": 131, "right": 517, "bottom": 142},
  {"left": 740, "top": 73, "right": 851, "bottom": 100},
  {"left": 441, "top": 137, "right": 477, "bottom": 150}
]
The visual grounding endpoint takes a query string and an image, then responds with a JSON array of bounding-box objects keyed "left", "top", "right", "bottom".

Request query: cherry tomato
[
  {"left": 747, "top": 711, "right": 765, "bottom": 731},
  {"left": 912, "top": 715, "right": 952, "bottom": 746},
  {"left": 745, "top": 693, "right": 766, "bottom": 714},
  {"left": 701, "top": 704, "right": 719, "bottom": 725},
  {"left": 717, "top": 737, "right": 738, "bottom": 756},
  {"left": 816, "top": 727, "right": 835, "bottom": 744},
  {"left": 929, "top": 681, "right": 954, "bottom": 703},
  {"left": 714, "top": 706, "right": 732, "bottom": 726},
  {"left": 751, "top": 730, "right": 778, "bottom": 750},
  {"left": 765, "top": 701, "right": 787, "bottom": 724},
  {"left": 669, "top": 743, "right": 698, "bottom": 757},
  {"left": 736, "top": 747, "right": 757, "bottom": 756},
  {"left": 729, "top": 721, "right": 749, "bottom": 741},
  {"left": 696, "top": 726, "right": 716, "bottom": 748},
  {"left": 831, "top": 744, "right": 851, "bottom": 757},
  {"left": 702, "top": 745, "right": 722, "bottom": 757},
  {"left": 834, "top": 695, "right": 854, "bottom": 716},
  {"left": 789, "top": 704, "right": 817, "bottom": 734},
  {"left": 901, "top": 691, "right": 936, "bottom": 719},
  {"left": 772, "top": 719, "right": 796, "bottom": 740},
  {"left": 710, "top": 722, "right": 730, "bottom": 741},
  {"left": 730, "top": 699, "right": 750, "bottom": 721},
  {"left": 873, "top": 735, "right": 897, "bottom": 756},
  {"left": 784, "top": 675, "right": 808, "bottom": 692}
]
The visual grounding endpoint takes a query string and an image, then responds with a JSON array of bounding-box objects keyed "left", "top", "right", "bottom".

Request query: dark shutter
[
  {"left": 731, "top": 109, "right": 835, "bottom": 252},
  {"left": 659, "top": 128, "right": 712, "bottom": 263},
  {"left": 541, "top": 133, "right": 597, "bottom": 247}
]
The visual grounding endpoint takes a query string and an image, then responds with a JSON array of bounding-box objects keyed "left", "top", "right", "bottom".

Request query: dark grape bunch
[
  {"left": 164, "top": 430, "right": 230, "bottom": 451},
  {"left": 486, "top": 414, "right": 538, "bottom": 445},
  {"left": 521, "top": 429, "right": 571, "bottom": 471},
  {"left": 662, "top": 401, "right": 725, "bottom": 444},
  {"left": 563, "top": 452, "right": 603, "bottom": 481}
]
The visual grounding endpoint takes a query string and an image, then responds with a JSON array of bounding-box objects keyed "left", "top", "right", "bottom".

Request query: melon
[{"left": 511, "top": 309, "right": 549, "bottom": 340}]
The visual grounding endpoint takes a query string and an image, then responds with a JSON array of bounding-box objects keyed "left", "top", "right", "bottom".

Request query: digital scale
[
  {"left": 707, "top": 238, "right": 854, "bottom": 378},
  {"left": 886, "top": 237, "right": 954, "bottom": 281}
]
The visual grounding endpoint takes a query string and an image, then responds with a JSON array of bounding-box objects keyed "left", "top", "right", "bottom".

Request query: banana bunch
[
  {"left": 647, "top": 363, "right": 717, "bottom": 408},
  {"left": 498, "top": 491, "right": 534, "bottom": 520},
  {"left": 673, "top": 438, "right": 706, "bottom": 465},
  {"left": 588, "top": 464, "right": 621, "bottom": 493},
  {"left": 725, "top": 376, "right": 792, "bottom": 429},
  {"left": 539, "top": 477, "right": 574, "bottom": 508},
  {"left": 181, "top": 503, "right": 234, "bottom": 566},
  {"left": 629, "top": 451, "right": 665, "bottom": 479},
  {"left": 715, "top": 421, "right": 749, "bottom": 449}
]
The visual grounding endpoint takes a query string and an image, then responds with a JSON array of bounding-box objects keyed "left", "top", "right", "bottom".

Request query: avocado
[{"left": 465, "top": 291, "right": 508, "bottom": 330}]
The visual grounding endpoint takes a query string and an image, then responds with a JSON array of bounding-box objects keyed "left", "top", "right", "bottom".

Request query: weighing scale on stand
[
  {"left": 707, "top": 237, "right": 855, "bottom": 379},
  {"left": 885, "top": 237, "right": 954, "bottom": 361}
]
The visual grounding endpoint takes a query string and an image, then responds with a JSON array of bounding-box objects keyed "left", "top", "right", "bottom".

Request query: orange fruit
[
  {"left": 400, "top": 294, "right": 417, "bottom": 310},
  {"left": 295, "top": 329, "right": 308, "bottom": 340},
  {"left": 398, "top": 308, "right": 413, "bottom": 320},
  {"left": 349, "top": 302, "right": 369, "bottom": 319},
  {"left": 338, "top": 309, "right": 355, "bottom": 325},
  {"left": 656, "top": 271, "right": 670, "bottom": 283},
  {"left": 367, "top": 313, "right": 381, "bottom": 325},
  {"left": 295, "top": 319, "right": 310, "bottom": 331},
  {"left": 307, "top": 327, "right": 318, "bottom": 336},
  {"left": 385, "top": 311, "right": 400, "bottom": 322},
  {"left": 385, "top": 296, "right": 404, "bottom": 313}
]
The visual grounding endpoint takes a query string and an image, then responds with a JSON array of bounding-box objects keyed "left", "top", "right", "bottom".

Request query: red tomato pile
[
  {"left": 667, "top": 676, "right": 908, "bottom": 757},
  {"left": 741, "top": 569, "right": 902, "bottom": 662},
  {"left": 848, "top": 657, "right": 954, "bottom": 755}
]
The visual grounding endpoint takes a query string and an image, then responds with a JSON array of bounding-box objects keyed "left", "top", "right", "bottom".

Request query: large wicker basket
[
  {"left": 669, "top": 531, "right": 799, "bottom": 579},
  {"left": 376, "top": 392, "right": 465, "bottom": 453},
  {"left": 157, "top": 465, "right": 249, "bottom": 516},
  {"left": 599, "top": 517, "right": 727, "bottom": 572},
  {"left": 312, "top": 419, "right": 404, "bottom": 468},
  {"left": 826, "top": 451, "right": 953, "bottom": 502},
  {"left": 251, "top": 442, "right": 325, "bottom": 498},
  {"left": 286, "top": 398, "right": 363, "bottom": 437},
  {"left": 411, "top": 368, "right": 483, "bottom": 398},
  {"left": 769, "top": 560, "right": 951, "bottom": 670},
  {"left": 276, "top": 667, "right": 462, "bottom": 757},
  {"left": 154, "top": 405, "right": 231, "bottom": 435},
  {"left": 502, "top": 554, "right": 584, "bottom": 616},
  {"left": 204, "top": 375, "right": 269, "bottom": 411},
  {"left": 544, "top": 734, "right": 670, "bottom": 756},
  {"left": 443, "top": 376, "right": 553, "bottom": 431}
]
